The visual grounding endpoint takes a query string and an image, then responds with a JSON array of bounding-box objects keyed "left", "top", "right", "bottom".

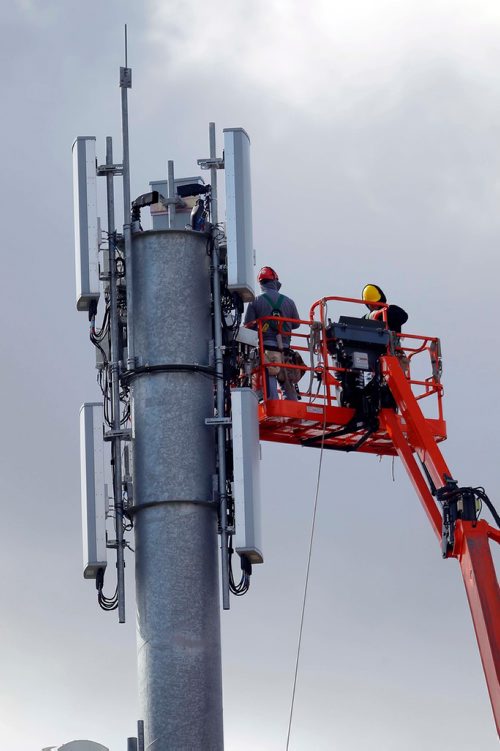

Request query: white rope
[{"left": 285, "top": 402, "right": 327, "bottom": 751}]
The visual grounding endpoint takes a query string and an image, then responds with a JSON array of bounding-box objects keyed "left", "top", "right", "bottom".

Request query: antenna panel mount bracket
[{"left": 120, "top": 66, "right": 132, "bottom": 88}]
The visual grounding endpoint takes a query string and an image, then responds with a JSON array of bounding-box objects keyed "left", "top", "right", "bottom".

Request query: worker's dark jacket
[
  {"left": 244, "top": 282, "right": 300, "bottom": 348},
  {"left": 365, "top": 305, "right": 408, "bottom": 333}
]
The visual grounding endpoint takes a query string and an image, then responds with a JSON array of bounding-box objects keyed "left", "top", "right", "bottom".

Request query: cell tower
[
  {"left": 73, "top": 31, "right": 500, "bottom": 751},
  {"left": 74, "top": 37, "right": 261, "bottom": 750}
]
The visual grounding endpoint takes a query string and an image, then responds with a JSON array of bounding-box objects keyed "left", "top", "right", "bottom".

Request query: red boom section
[
  {"left": 382, "top": 354, "right": 500, "bottom": 733},
  {"left": 246, "top": 295, "right": 500, "bottom": 734}
]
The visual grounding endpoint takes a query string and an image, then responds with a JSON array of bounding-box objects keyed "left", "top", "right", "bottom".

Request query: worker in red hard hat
[
  {"left": 361, "top": 283, "right": 408, "bottom": 333},
  {"left": 244, "top": 266, "right": 301, "bottom": 400}
]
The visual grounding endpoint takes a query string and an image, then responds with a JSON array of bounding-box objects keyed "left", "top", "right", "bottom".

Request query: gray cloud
[{"left": 0, "top": 1, "right": 498, "bottom": 749}]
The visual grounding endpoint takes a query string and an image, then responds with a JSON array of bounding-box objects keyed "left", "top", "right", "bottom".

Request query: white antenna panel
[
  {"left": 230, "top": 388, "right": 263, "bottom": 563},
  {"left": 73, "top": 136, "right": 100, "bottom": 312},
  {"left": 80, "top": 402, "right": 108, "bottom": 578},
  {"left": 223, "top": 128, "right": 255, "bottom": 302}
]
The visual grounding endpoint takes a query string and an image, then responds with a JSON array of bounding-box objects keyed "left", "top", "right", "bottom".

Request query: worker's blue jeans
[
  {"left": 263, "top": 349, "right": 297, "bottom": 400},
  {"left": 266, "top": 372, "right": 279, "bottom": 400}
]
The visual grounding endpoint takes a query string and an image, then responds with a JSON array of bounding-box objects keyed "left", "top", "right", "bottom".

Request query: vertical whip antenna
[{"left": 120, "top": 24, "right": 134, "bottom": 367}]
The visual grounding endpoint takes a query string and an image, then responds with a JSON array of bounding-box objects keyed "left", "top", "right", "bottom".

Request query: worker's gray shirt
[{"left": 244, "top": 286, "right": 300, "bottom": 348}]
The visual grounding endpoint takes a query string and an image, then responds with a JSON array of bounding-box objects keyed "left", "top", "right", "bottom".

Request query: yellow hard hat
[{"left": 362, "top": 284, "right": 386, "bottom": 304}]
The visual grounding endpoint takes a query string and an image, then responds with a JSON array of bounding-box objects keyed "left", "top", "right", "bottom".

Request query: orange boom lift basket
[{"left": 243, "top": 295, "right": 500, "bottom": 734}]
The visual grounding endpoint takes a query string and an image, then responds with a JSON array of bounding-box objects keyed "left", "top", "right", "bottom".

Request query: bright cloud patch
[{"left": 146, "top": 0, "right": 500, "bottom": 111}]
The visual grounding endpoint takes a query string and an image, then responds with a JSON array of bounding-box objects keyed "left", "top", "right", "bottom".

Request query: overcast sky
[{"left": 0, "top": 1, "right": 499, "bottom": 749}]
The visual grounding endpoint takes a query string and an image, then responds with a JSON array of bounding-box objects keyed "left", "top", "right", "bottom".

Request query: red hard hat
[{"left": 257, "top": 266, "right": 279, "bottom": 283}]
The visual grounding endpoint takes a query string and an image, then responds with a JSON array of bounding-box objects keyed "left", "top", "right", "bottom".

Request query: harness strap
[
  {"left": 262, "top": 293, "right": 285, "bottom": 314},
  {"left": 261, "top": 292, "right": 286, "bottom": 343}
]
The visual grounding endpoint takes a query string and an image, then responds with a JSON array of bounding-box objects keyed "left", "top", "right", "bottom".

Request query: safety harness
[
  {"left": 261, "top": 293, "right": 285, "bottom": 336},
  {"left": 261, "top": 293, "right": 302, "bottom": 396}
]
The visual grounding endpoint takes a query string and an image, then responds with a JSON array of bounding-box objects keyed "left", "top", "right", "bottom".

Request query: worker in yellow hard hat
[
  {"left": 362, "top": 283, "right": 386, "bottom": 307},
  {"left": 361, "top": 284, "right": 408, "bottom": 332}
]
